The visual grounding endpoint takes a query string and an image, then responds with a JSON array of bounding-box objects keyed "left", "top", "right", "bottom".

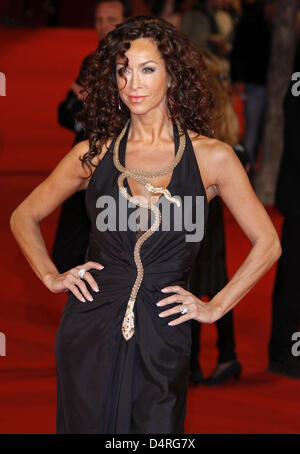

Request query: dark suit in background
[
  {"left": 268, "top": 58, "right": 300, "bottom": 376},
  {"left": 52, "top": 54, "right": 93, "bottom": 273}
]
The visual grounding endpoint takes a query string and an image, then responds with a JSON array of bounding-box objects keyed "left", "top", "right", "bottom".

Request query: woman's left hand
[{"left": 157, "top": 285, "right": 222, "bottom": 325}]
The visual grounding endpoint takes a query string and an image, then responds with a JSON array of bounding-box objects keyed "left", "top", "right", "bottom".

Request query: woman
[{"left": 10, "top": 16, "right": 281, "bottom": 434}]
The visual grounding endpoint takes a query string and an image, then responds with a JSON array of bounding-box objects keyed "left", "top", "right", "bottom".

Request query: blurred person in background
[
  {"left": 146, "top": 0, "right": 184, "bottom": 28},
  {"left": 230, "top": 0, "right": 275, "bottom": 178},
  {"left": 213, "top": 0, "right": 241, "bottom": 45},
  {"left": 268, "top": 19, "right": 300, "bottom": 379},
  {"left": 57, "top": 0, "right": 127, "bottom": 144},
  {"left": 180, "top": 0, "right": 222, "bottom": 52},
  {"left": 52, "top": 0, "right": 127, "bottom": 273},
  {"left": 189, "top": 49, "right": 250, "bottom": 385},
  {"left": 181, "top": 0, "right": 233, "bottom": 76}
]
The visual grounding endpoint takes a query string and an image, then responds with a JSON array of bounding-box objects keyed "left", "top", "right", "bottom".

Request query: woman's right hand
[{"left": 44, "top": 261, "right": 104, "bottom": 302}]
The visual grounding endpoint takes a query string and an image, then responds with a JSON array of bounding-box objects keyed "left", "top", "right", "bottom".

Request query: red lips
[{"left": 128, "top": 96, "right": 146, "bottom": 103}]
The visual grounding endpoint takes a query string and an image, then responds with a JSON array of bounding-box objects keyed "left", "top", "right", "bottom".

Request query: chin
[
  {"left": 127, "top": 104, "right": 149, "bottom": 113},
  {"left": 130, "top": 109, "right": 152, "bottom": 116}
]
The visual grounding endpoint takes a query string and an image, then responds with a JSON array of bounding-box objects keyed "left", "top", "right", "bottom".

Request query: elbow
[
  {"left": 10, "top": 204, "right": 39, "bottom": 233},
  {"left": 274, "top": 239, "right": 282, "bottom": 261},
  {"left": 9, "top": 208, "right": 21, "bottom": 234},
  {"left": 9, "top": 205, "right": 29, "bottom": 234},
  {"left": 255, "top": 233, "right": 282, "bottom": 266},
  {"left": 268, "top": 235, "right": 282, "bottom": 264}
]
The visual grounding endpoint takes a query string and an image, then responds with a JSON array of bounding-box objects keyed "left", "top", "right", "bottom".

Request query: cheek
[
  {"left": 153, "top": 79, "right": 168, "bottom": 98},
  {"left": 147, "top": 72, "right": 167, "bottom": 92},
  {"left": 116, "top": 75, "right": 127, "bottom": 91}
]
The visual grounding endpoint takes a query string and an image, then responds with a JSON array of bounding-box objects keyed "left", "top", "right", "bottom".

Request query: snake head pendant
[{"left": 145, "top": 183, "right": 181, "bottom": 207}]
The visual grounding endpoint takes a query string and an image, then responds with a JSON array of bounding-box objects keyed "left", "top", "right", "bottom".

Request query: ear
[{"left": 167, "top": 75, "right": 172, "bottom": 88}]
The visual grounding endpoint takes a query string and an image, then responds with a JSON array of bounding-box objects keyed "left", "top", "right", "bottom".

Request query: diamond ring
[
  {"left": 77, "top": 268, "right": 87, "bottom": 279},
  {"left": 180, "top": 304, "right": 188, "bottom": 315}
]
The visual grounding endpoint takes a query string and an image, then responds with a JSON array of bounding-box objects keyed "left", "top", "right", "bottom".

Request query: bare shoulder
[
  {"left": 187, "top": 129, "right": 235, "bottom": 168},
  {"left": 187, "top": 129, "right": 236, "bottom": 202},
  {"left": 73, "top": 137, "right": 114, "bottom": 190},
  {"left": 187, "top": 130, "right": 281, "bottom": 251}
]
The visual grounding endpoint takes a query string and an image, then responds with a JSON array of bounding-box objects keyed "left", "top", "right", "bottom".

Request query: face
[
  {"left": 115, "top": 38, "right": 171, "bottom": 117},
  {"left": 94, "top": 1, "right": 124, "bottom": 41}
]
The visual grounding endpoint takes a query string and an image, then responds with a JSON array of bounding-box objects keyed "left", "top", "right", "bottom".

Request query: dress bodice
[{"left": 80, "top": 119, "right": 209, "bottom": 340}]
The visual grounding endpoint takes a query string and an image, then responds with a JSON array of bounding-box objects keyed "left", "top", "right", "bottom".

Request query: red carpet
[{"left": 1, "top": 28, "right": 299, "bottom": 434}]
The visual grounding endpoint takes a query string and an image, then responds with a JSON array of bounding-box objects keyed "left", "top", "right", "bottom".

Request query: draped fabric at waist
[{"left": 63, "top": 262, "right": 191, "bottom": 314}]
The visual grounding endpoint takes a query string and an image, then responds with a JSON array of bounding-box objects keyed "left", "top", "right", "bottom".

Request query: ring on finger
[
  {"left": 77, "top": 268, "right": 87, "bottom": 279},
  {"left": 180, "top": 304, "right": 188, "bottom": 315}
]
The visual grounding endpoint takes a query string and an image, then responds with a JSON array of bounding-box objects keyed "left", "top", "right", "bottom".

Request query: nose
[{"left": 130, "top": 70, "right": 142, "bottom": 90}]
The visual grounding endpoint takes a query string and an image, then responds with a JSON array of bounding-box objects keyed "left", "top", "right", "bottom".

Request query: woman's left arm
[
  {"left": 157, "top": 141, "right": 282, "bottom": 325},
  {"left": 202, "top": 142, "right": 282, "bottom": 321}
]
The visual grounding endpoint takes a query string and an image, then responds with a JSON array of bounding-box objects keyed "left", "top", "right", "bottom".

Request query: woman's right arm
[{"left": 9, "top": 140, "right": 105, "bottom": 302}]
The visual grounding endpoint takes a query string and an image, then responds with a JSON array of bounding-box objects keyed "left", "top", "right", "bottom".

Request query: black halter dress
[{"left": 54, "top": 120, "right": 209, "bottom": 434}]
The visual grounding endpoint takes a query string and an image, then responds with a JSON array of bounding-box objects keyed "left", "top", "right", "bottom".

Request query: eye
[
  {"left": 117, "top": 67, "right": 129, "bottom": 76},
  {"left": 143, "top": 67, "right": 155, "bottom": 73}
]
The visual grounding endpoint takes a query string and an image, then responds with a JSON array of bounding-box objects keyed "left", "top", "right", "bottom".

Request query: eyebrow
[{"left": 116, "top": 60, "right": 158, "bottom": 66}]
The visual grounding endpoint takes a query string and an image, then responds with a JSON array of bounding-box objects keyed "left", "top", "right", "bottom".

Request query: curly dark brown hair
[{"left": 77, "top": 15, "right": 215, "bottom": 177}]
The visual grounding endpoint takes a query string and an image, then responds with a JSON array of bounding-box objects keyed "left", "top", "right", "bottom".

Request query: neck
[{"left": 128, "top": 112, "right": 174, "bottom": 146}]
